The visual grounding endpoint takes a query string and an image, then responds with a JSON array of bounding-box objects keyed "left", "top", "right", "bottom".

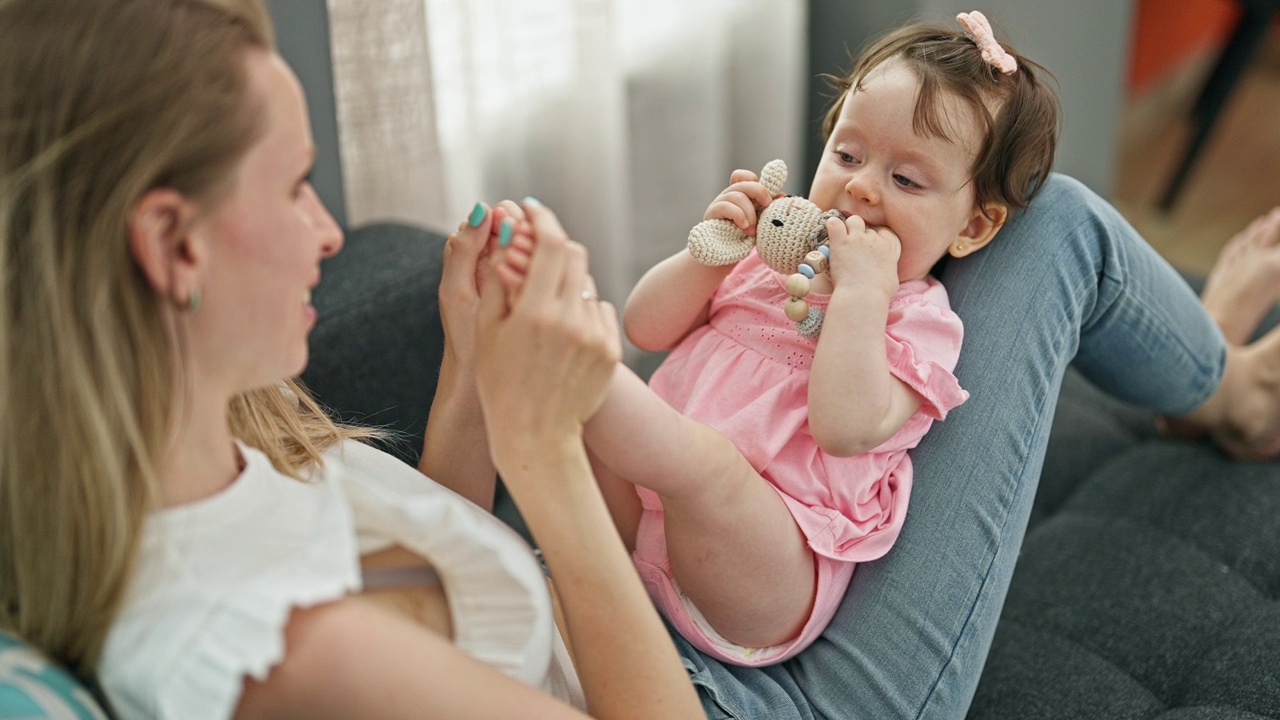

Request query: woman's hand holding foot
[
  {"left": 474, "top": 201, "right": 621, "bottom": 477},
  {"left": 423, "top": 199, "right": 536, "bottom": 507}
]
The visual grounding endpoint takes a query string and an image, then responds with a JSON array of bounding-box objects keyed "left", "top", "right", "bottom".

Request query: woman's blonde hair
[{"left": 0, "top": 0, "right": 367, "bottom": 677}]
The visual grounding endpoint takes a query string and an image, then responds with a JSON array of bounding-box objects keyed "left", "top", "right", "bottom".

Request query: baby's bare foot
[
  {"left": 1170, "top": 325, "right": 1280, "bottom": 460},
  {"left": 1200, "top": 207, "right": 1280, "bottom": 344},
  {"left": 1206, "top": 325, "right": 1280, "bottom": 460}
]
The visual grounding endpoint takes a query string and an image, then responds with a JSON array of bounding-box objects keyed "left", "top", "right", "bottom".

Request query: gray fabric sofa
[
  {"left": 967, "top": 361, "right": 1280, "bottom": 718},
  {"left": 2, "top": 220, "right": 1276, "bottom": 718}
]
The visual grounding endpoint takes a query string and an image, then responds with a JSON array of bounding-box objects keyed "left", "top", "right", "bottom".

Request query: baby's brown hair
[{"left": 822, "top": 21, "right": 1060, "bottom": 212}]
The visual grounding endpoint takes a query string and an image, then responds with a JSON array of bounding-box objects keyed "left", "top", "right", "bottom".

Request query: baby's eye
[
  {"left": 893, "top": 174, "right": 920, "bottom": 189},
  {"left": 837, "top": 151, "right": 858, "bottom": 164}
]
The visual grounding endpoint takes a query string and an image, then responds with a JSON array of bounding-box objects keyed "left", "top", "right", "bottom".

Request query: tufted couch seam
[
  {"left": 1043, "top": 510, "right": 1272, "bottom": 600},
  {"left": 1000, "top": 618, "right": 1167, "bottom": 709}
]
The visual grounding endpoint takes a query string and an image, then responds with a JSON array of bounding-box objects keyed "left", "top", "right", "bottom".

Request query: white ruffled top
[{"left": 100, "top": 440, "right": 583, "bottom": 719}]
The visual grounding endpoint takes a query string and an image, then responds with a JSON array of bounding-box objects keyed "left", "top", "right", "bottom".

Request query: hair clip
[{"left": 956, "top": 11, "right": 1017, "bottom": 75}]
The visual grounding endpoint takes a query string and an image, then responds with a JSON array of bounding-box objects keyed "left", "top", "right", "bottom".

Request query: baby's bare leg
[
  {"left": 495, "top": 225, "right": 815, "bottom": 643},
  {"left": 585, "top": 365, "right": 816, "bottom": 648},
  {"left": 586, "top": 446, "right": 642, "bottom": 553}
]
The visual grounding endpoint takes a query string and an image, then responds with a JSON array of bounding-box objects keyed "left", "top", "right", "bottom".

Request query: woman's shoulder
[{"left": 100, "top": 443, "right": 362, "bottom": 720}]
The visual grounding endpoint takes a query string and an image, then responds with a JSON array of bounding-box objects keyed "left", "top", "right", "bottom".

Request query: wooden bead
[
  {"left": 786, "top": 273, "right": 811, "bottom": 298},
  {"left": 785, "top": 297, "right": 810, "bottom": 322},
  {"left": 805, "top": 250, "right": 828, "bottom": 274}
]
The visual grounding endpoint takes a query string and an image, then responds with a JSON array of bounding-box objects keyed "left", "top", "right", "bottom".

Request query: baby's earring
[{"left": 952, "top": 240, "right": 968, "bottom": 254}]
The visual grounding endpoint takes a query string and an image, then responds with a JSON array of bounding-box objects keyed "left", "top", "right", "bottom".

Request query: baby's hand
[
  {"left": 703, "top": 168, "right": 777, "bottom": 238},
  {"left": 825, "top": 214, "right": 901, "bottom": 300}
]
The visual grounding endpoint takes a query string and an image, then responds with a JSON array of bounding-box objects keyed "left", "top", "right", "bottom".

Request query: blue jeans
[{"left": 674, "top": 174, "right": 1226, "bottom": 719}]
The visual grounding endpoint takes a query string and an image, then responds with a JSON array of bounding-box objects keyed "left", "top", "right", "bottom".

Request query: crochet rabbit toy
[{"left": 687, "top": 159, "right": 843, "bottom": 337}]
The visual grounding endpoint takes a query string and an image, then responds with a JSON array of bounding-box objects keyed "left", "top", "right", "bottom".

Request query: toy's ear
[
  {"left": 759, "top": 159, "right": 789, "bottom": 197},
  {"left": 950, "top": 203, "right": 1007, "bottom": 258},
  {"left": 688, "top": 218, "right": 754, "bottom": 266}
]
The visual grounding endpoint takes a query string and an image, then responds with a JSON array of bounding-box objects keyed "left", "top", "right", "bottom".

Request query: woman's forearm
[
  {"left": 499, "top": 436, "right": 703, "bottom": 719},
  {"left": 420, "top": 353, "right": 497, "bottom": 510}
]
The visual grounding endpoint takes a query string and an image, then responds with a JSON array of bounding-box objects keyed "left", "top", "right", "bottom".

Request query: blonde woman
[
  {"left": 0, "top": 0, "right": 697, "bottom": 717},
  {"left": 3, "top": 1, "right": 1280, "bottom": 719}
]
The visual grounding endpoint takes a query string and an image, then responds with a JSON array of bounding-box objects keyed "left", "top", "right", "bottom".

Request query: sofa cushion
[
  {"left": 303, "top": 222, "right": 447, "bottom": 468},
  {"left": 971, "top": 366, "right": 1280, "bottom": 718}
]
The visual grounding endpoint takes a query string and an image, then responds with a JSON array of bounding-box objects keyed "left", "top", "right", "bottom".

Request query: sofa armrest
[{"left": 0, "top": 632, "right": 112, "bottom": 718}]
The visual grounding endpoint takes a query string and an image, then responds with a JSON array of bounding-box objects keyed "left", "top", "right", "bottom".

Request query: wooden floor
[{"left": 1112, "top": 33, "right": 1280, "bottom": 276}]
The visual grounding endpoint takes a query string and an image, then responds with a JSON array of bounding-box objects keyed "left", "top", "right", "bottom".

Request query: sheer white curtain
[{"left": 327, "top": 0, "right": 806, "bottom": 311}]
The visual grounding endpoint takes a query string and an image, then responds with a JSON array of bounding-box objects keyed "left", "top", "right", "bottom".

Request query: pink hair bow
[{"left": 957, "top": 11, "right": 1017, "bottom": 75}]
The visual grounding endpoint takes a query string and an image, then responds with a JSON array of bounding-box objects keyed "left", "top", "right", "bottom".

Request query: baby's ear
[{"left": 950, "top": 203, "right": 1008, "bottom": 257}]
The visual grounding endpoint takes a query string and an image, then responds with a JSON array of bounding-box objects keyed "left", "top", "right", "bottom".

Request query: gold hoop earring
[{"left": 185, "top": 289, "right": 202, "bottom": 313}]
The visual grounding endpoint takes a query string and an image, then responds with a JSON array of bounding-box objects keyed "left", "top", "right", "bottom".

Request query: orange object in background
[{"left": 1127, "top": 0, "right": 1239, "bottom": 96}]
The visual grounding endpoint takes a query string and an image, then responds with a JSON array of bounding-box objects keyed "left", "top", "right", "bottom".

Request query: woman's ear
[
  {"left": 949, "top": 203, "right": 1008, "bottom": 258},
  {"left": 128, "top": 188, "right": 206, "bottom": 303}
]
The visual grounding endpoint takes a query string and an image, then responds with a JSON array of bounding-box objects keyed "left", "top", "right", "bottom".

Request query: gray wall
[
  {"left": 267, "top": 0, "right": 347, "bottom": 227},
  {"left": 805, "top": 0, "right": 1135, "bottom": 198}
]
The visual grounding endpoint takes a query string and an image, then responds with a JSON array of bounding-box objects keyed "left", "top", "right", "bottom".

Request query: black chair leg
[{"left": 1158, "top": 7, "right": 1275, "bottom": 212}]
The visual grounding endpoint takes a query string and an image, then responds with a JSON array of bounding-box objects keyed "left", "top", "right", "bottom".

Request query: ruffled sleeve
[
  {"left": 884, "top": 278, "right": 969, "bottom": 420},
  {"left": 99, "top": 440, "right": 577, "bottom": 718},
  {"left": 334, "top": 442, "right": 556, "bottom": 688},
  {"left": 100, "top": 444, "right": 361, "bottom": 720}
]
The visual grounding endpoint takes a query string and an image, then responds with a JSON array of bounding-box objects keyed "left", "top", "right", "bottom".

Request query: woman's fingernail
[
  {"left": 498, "top": 219, "right": 513, "bottom": 247},
  {"left": 468, "top": 202, "right": 486, "bottom": 228},
  {"left": 523, "top": 196, "right": 542, "bottom": 207}
]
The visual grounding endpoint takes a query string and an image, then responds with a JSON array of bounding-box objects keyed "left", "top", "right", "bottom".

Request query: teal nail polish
[
  {"left": 498, "top": 219, "right": 513, "bottom": 247},
  {"left": 467, "top": 201, "right": 486, "bottom": 228},
  {"left": 523, "top": 196, "right": 542, "bottom": 207}
]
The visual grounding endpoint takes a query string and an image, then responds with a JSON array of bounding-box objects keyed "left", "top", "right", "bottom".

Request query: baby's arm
[
  {"left": 809, "top": 216, "right": 923, "bottom": 457},
  {"left": 622, "top": 252, "right": 731, "bottom": 351},
  {"left": 624, "top": 170, "right": 775, "bottom": 351}
]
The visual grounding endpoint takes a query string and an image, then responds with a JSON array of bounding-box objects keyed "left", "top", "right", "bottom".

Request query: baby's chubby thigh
[{"left": 633, "top": 479, "right": 853, "bottom": 665}]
